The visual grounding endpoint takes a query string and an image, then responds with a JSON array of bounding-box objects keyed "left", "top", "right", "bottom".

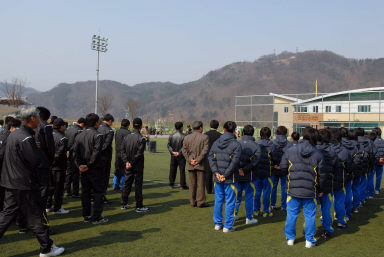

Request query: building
[{"left": 235, "top": 87, "right": 384, "bottom": 135}]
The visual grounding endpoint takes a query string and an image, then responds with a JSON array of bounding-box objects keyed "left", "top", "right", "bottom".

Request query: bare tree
[
  {"left": 2, "top": 78, "right": 26, "bottom": 107},
  {"left": 98, "top": 94, "right": 113, "bottom": 115},
  {"left": 125, "top": 99, "right": 137, "bottom": 120}
]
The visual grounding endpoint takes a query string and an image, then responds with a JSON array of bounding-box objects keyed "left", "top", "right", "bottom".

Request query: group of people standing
[{"left": 167, "top": 120, "right": 384, "bottom": 247}]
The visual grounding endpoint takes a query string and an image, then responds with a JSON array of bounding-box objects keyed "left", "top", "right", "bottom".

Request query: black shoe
[
  {"left": 169, "top": 183, "right": 175, "bottom": 188},
  {"left": 181, "top": 186, "right": 189, "bottom": 190},
  {"left": 198, "top": 203, "right": 210, "bottom": 208},
  {"left": 64, "top": 192, "right": 71, "bottom": 197},
  {"left": 321, "top": 231, "right": 332, "bottom": 240},
  {"left": 192, "top": 203, "right": 197, "bottom": 207},
  {"left": 84, "top": 216, "right": 92, "bottom": 223},
  {"left": 92, "top": 216, "right": 109, "bottom": 224},
  {"left": 103, "top": 196, "right": 111, "bottom": 204},
  {"left": 19, "top": 228, "right": 27, "bottom": 234},
  {"left": 113, "top": 187, "right": 120, "bottom": 192}
]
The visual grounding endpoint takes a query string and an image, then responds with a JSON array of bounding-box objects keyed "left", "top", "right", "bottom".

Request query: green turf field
[{"left": 1, "top": 138, "right": 384, "bottom": 256}]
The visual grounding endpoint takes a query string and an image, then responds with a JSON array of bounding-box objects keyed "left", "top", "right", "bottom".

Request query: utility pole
[{"left": 91, "top": 34, "right": 108, "bottom": 114}]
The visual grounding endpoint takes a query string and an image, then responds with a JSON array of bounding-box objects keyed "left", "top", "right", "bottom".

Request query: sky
[{"left": 0, "top": 0, "right": 383, "bottom": 91}]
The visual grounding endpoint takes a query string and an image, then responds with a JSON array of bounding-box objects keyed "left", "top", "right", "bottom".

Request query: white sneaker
[
  {"left": 214, "top": 224, "right": 223, "bottom": 231},
  {"left": 40, "top": 244, "right": 65, "bottom": 257},
  {"left": 368, "top": 196, "right": 373, "bottom": 199},
  {"left": 223, "top": 227, "right": 235, "bottom": 233},
  {"left": 234, "top": 215, "right": 239, "bottom": 221},
  {"left": 121, "top": 204, "right": 130, "bottom": 210},
  {"left": 45, "top": 208, "right": 52, "bottom": 213},
  {"left": 287, "top": 239, "right": 295, "bottom": 246},
  {"left": 53, "top": 208, "right": 69, "bottom": 214},
  {"left": 305, "top": 241, "right": 316, "bottom": 248},
  {"left": 246, "top": 218, "right": 258, "bottom": 225},
  {"left": 375, "top": 190, "right": 380, "bottom": 195}
]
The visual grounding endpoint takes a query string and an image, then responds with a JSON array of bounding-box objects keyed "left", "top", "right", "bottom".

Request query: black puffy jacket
[
  {"left": 272, "top": 135, "right": 293, "bottom": 177},
  {"left": 315, "top": 143, "right": 337, "bottom": 194},
  {"left": 236, "top": 135, "right": 261, "bottom": 182},
  {"left": 254, "top": 139, "right": 275, "bottom": 178},
  {"left": 357, "top": 136, "right": 372, "bottom": 175},
  {"left": 331, "top": 143, "right": 350, "bottom": 191},
  {"left": 341, "top": 137, "right": 357, "bottom": 181},
  {"left": 0, "top": 125, "right": 41, "bottom": 190},
  {"left": 208, "top": 132, "right": 242, "bottom": 184},
  {"left": 280, "top": 140, "right": 325, "bottom": 199},
  {"left": 73, "top": 127, "right": 104, "bottom": 170},
  {"left": 52, "top": 129, "right": 68, "bottom": 171},
  {"left": 374, "top": 137, "right": 384, "bottom": 166},
  {"left": 120, "top": 129, "right": 146, "bottom": 172}
]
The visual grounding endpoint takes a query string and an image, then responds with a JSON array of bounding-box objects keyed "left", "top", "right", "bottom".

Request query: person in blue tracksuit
[
  {"left": 234, "top": 125, "right": 260, "bottom": 225},
  {"left": 356, "top": 128, "right": 373, "bottom": 206},
  {"left": 329, "top": 128, "right": 351, "bottom": 228},
  {"left": 340, "top": 127, "right": 356, "bottom": 221},
  {"left": 280, "top": 126, "right": 324, "bottom": 248},
  {"left": 254, "top": 127, "right": 276, "bottom": 218},
  {"left": 271, "top": 126, "right": 292, "bottom": 211},
  {"left": 366, "top": 132, "right": 377, "bottom": 200},
  {"left": 315, "top": 129, "right": 337, "bottom": 239},
  {"left": 209, "top": 121, "right": 242, "bottom": 232},
  {"left": 291, "top": 132, "right": 300, "bottom": 145},
  {"left": 372, "top": 127, "right": 384, "bottom": 195}
]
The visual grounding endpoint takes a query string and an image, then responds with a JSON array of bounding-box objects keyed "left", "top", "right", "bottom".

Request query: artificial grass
[{"left": 1, "top": 138, "right": 384, "bottom": 257}]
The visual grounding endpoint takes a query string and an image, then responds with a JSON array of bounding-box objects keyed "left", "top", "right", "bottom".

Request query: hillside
[{"left": 26, "top": 50, "right": 384, "bottom": 121}]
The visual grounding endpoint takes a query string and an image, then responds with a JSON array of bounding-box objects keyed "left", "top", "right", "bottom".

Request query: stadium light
[{"left": 91, "top": 34, "right": 109, "bottom": 114}]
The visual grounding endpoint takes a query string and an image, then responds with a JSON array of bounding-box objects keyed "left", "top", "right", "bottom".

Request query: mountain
[{"left": 26, "top": 50, "right": 384, "bottom": 121}]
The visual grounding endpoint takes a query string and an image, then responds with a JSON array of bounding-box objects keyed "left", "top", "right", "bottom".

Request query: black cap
[{"left": 53, "top": 118, "right": 66, "bottom": 129}]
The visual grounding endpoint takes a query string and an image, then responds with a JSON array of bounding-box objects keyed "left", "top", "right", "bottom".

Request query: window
[
  {"left": 336, "top": 106, "right": 341, "bottom": 112},
  {"left": 313, "top": 106, "right": 318, "bottom": 113},
  {"left": 326, "top": 106, "right": 332, "bottom": 113},
  {"left": 358, "top": 105, "right": 371, "bottom": 112},
  {"left": 284, "top": 107, "right": 289, "bottom": 113}
]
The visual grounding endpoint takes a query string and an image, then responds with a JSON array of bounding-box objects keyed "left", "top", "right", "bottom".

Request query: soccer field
[{"left": 1, "top": 138, "right": 384, "bottom": 257}]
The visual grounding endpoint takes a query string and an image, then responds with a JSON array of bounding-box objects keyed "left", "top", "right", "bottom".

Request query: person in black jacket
[
  {"left": 0, "top": 118, "right": 21, "bottom": 211},
  {"left": 315, "top": 128, "right": 337, "bottom": 239},
  {"left": 64, "top": 117, "right": 85, "bottom": 198},
  {"left": 329, "top": 128, "right": 350, "bottom": 229},
  {"left": 98, "top": 114, "right": 115, "bottom": 203},
  {"left": 167, "top": 121, "right": 188, "bottom": 189},
  {"left": 73, "top": 113, "right": 108, "bottom": 224},
  {"left": 204, "top": 120, "right": 221, "bottom": 194},
  {"left": 120, "top": 118, "right": 150, "bottom": 213},
  {"left": 234, "top": 125, "right": 259, "bottom": 225},
  {"left": 0, "top": 107, "right": 65, "bottom": 256},
  {"left": 209, "top": 121, "right": 241, "bottom": 232},
  {"left": 271, "top": 126, "right": 292, "bottom": 211},
  {"left": 372, "top": 127, "right": 384, "bottom": 195},
  {"left": 113, "top": 119, "right": 131, "bottom": 191},
  {"left": 280, "top": 127, "right": 324, "bottom": 248},
  {"left": 47, "top": 118, "right": 69, "bottom": 214}
]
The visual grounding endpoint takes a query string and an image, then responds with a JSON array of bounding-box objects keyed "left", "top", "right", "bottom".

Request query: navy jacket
[
  {"left": 254, "top": 139, "right": 275, "bottom": 178},
  {"left": 236, "top": 135, "right": 261, "bottom": 182},
  {"left": 330, "top": 143, "right": 350, "bottom": 191},
  {"left": 374, "top": 137, "right": 384, "bottom": 166},
  {"left": 272, "top": 135, "right": 292, "bottom": 177},
  {"left": 341, "top": 137, "right": 358, "bottom": 181},
  {"left": 208, "top": 132, "right": 242, "bottom": 184},
  {"left": 280, "top": 140, "right": 325, "bottom": 199},
  {"left": 315, "top": 143, "right": 337, "bottom": 194},
  {"left": 357, "top": 136, "right": 372, "bottom": 175}
]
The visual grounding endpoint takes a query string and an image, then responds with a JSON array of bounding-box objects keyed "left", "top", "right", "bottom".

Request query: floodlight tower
[{"left": 91, "top": 34, "right": 108, "bottom": 114}]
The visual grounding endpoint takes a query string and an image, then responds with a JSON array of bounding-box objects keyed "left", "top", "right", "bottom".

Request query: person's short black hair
[
  {"left": 192, "top": 121, "right": 203, "bottom": 130},
  {"left": 260, "top": 127, "right": 271, "bottom": 139},
  {"left": 303, "top": 127, "right": 317, "bottom": 146},
  {"left": 103, "top": 114, "right": 114, "bottom": 122},
  {"left": 85, "top": 113, "right": 100, "bottom": 128},
  {"left": 36, "top": 106, "right": 51, "bottom": 121},
  {"left": 210, "top": 120, "right": 219, "bottom": 129},
  {"left": 276, "top": 126, "right": 288, "bottom": 136},
  {"left": 77, "top": 117, "right": 86, "bottom": 124},
  {"left": 330, "top": 128, "right": 341, "bottom": 143},
  {"left": 348, "top": 129, "right": 357, "bottom": 140},
  {"left": 355, "top": 127, "right": 365, "bottom": 137},
  {"left": 175, "top": 121, "right": 183, "bottom": 130},
  {"left": 368, "top": 132, "right": 377, "bottom": 142},
  {"left": 318, "top": 129, "right": 331, "bottom": 144},
  {"left": 53, "top": 118, "right": 66, "bottom": 129},
  {"left": 9, "top": 118, "right": 21, "bottom": 128},
  {"left": 291, "top": 131, "right": 300, "bottom": 141},
  {"left": 50, "top": 115, "right": 58, "bottom": 124},
  {"left": 340, "top": 127, "right": 349, "bottom": 138},
  {"left": 133, "top": 117, "right": 143, "bottom": 129},
  {"left": 223, "top": 121, "right": 237, "bottom": 133},
  {"left": 121, "top": 119, "right": 130, "bottom": 128},
  {"left": 0, "top": 120, "right": 3, "bottom": 126},
  {"left": 243, "top": 124, "right": 254, "bottom": 136},
  {"left": 4, "top": 116, "right": 13, "bottom": 126},
  {"left": 373, "top": 127, "right": 382, "bottom": 137}
]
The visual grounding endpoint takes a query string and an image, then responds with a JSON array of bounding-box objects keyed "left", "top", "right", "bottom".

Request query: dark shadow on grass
[{"left": 9, "top": 228, "right": 161, "bottom": 257}]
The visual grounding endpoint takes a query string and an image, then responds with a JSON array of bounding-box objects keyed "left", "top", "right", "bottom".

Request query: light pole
[{"left": 91, "top": 34, "right": 108, "bottom": 114}]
